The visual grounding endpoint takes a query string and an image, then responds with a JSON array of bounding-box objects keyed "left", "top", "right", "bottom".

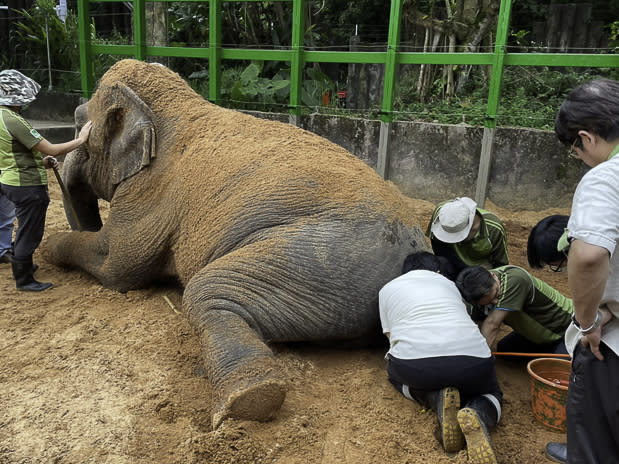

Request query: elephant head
[{"left": 62, "top": 83, "right": 157, "bottom": 231}]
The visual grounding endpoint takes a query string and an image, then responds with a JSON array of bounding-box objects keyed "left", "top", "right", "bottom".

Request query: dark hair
[
  {"left": 527, "top": 215, "right": 569, "bottom": 268},
  {"left": 555, "top": 78, "right": 619, "bottom": 147},
  {"left": 402, "top": 251, "right": 457, "bottom": 281},
  {"left": 455, "top": 266, "right": 495, "bottom": 303}
]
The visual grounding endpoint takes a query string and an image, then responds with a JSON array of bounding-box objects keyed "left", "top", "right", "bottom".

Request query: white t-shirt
[
  {"left": 566, "top": 150, "right": 619, "bottom": 356},
  {"left": 378, "top": 270, "right": 491, "bottom": 360}
]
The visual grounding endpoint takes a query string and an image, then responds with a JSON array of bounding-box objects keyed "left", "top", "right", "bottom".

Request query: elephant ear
[{"left": 98, "top": 83, "right": 157, "bottom": 186}]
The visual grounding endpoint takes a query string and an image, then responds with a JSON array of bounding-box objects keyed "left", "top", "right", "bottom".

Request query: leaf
[
  {"left": 189, "top": 70, "right": 209, "bottom": 79},
  {"left": 271, "top": 79, "right": 289, "bottom": 91},
  {"left": 240, "top": 63, "right": 260, "bottom": 85}
]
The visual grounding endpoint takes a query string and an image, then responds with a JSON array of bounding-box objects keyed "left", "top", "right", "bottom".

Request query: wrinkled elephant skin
[{"left": 44, "top": 59, "right": 429, "bottom": 429}]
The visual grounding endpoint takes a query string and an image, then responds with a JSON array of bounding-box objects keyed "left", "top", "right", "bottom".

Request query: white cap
[{"left": 431, "top": 197, "right": 477, "bottom": 243}]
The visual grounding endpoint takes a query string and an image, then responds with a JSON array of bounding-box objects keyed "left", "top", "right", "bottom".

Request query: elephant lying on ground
[{"left": 45, "top": 59, "right": 429, "bottom": 428}]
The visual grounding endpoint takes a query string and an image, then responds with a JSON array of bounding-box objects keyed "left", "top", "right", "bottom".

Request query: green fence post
[
  {"left": 376, "top": 0, "right": 402, "bottom": 179},
  {"left": 77, "top": 0, "right": 94, "bottom": 97},
  {"left": 289, "top": 0, "right": 305, "bottom": 126},
  {"left": 209, "top": 0, "right": 222, "bottom": 105},
  {"left": 475, "top": 0, "right": 512, "bottom": 207},
  {"left": 133, "top": 0, "right": 147, "bottom": 60}
]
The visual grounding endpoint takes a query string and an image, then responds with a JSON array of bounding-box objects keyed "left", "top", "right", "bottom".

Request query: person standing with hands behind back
[
  {"left": 546, "top": 78, "right": 619, "bottom": 464},
  {"left": 0, "top": 69, "right": 92, "bottom": 291}
]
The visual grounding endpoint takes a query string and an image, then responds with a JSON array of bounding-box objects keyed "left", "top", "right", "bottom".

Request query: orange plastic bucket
[{"left": 526, "top": 358, "right": 571, "bottom": 432}]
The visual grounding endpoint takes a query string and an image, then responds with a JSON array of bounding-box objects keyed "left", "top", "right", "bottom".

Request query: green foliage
[
  {"left": 168, "top": 2, "right": 209, "bottom": 47},
  {"left": 302, "top": 66, "right": 335, "bottom": 107},
  {"left": 14, "top": 0, "right": 81, "bottom": 90},
  {"left": 394, "top": 66, "right": 617, "bottom": 129},
  {"left": 11, "top": 0, "right": 125, "bottom": 93},
  {"left": 228, "top": 62, "right": 289, "bottom": 108},
  {"left": 188, "top": 61, "right": 338, "bottom": 112},
  {"left": 8, "top": 0, "right": 618, "bottom": 127},
  {"left": 188, "top": 62, "right": 290, "bottom": 111},
  {"left": 609, "top": 20, "right": 619, "bottom": 53}
]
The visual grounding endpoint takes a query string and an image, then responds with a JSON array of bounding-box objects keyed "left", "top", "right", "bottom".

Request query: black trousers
[
  {"left": 567, "top": 342, "right": 619, "bottom": 464},
  {"left": 387, "top": 354, "right": 503, "bottom": 407},
  {"left": 0, "top": 184, "right": 50, "bottom": 259}
]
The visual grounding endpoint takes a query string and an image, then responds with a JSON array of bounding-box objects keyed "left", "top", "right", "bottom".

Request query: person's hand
[
  {"left": 78, "top": 120, "right": 93, "bottom": 143},
  {"left": 580, "top": 307, "right": 612, "bottom": 361},
  {"left": 43, "top": 155, "right": 58, "bottom": 169},
  {"left": 581, "top": 326, "right": 604, "bottom": 360}
]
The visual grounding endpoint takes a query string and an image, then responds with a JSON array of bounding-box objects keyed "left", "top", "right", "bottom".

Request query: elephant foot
[{"left": 212, "top": 377, "right": 287, "bottom": 429}]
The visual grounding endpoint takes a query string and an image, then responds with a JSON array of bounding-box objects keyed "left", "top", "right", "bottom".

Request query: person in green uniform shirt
[
  {"left": 0, "top": 69, "right": 92, "bottom": 291},
  {"left": 527, "top": 214, "right": 570, "bottom": 272},
  {"left": 455, "top": 265, "right": 573, "bottom": 355},
  {"left": 426, "top": 197, "right": 509, "bottom": 274}
]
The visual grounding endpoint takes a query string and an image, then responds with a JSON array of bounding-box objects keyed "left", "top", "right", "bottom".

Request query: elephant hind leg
[
  {"left": 212, "top": 361, "right": 287, "bottom": 429},
  {"left": 184, "top": 291, "right": 286, "bottom": 429}
]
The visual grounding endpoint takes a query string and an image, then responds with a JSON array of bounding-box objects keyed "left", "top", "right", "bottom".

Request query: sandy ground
[{"left": 0, "top": 173, "right": 571, "bottom": 464}]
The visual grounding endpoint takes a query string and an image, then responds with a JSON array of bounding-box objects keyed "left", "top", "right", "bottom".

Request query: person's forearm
[
  {"left": 481, "top": 322, "right": 499, "bottom": 348},
  {"left": 34, "top": 137, "right": 85, "bottom": 157},
  {"left": 568, "top": 240, "right": 609, "bottom": 328}
]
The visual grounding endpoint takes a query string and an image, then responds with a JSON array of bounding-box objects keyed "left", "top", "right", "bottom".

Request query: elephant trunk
[{"left": 61, "top": 149, "right": 103, "bottom": 232}]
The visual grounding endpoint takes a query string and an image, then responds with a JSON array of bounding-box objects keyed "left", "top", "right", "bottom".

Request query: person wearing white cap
[
  {"left": 0, "top": 69, "right": 92, "bottom": 291},
  {"left": 426, "top": 197, "right": 509, "bottom": 274}
]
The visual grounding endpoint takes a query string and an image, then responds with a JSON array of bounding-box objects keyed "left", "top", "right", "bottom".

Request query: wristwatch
[{"left": 572, "top": 310, "right": 603, "bottom": 335}]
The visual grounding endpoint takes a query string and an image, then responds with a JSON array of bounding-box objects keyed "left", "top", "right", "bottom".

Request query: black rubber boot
[
  {"left": 457, "top": 396, "right": 499, "bottom": 464},
  {"left": 11, "top": 256, "right": 52, "bottom": 292},
  {"left": 427, "top": 387, "right": 465, "bottom": 453},
  {"left": 3, "top": 252, "right": 38, "bottom": 272},
  {"left": 545, "top": 442, "right": 567, "bottom": 463}
]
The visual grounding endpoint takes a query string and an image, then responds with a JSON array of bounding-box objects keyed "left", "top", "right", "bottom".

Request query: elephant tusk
[{"left": 53, "top": 165, "right": 83, "bottom": 232}]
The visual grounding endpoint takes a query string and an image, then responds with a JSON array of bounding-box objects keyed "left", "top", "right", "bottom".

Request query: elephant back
[{"left": 93, "top": 60, "right": 433, "bottom": 282}]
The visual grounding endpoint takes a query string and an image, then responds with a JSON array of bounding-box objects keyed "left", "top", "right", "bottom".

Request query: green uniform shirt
[
  {"left": 0, "top": 106, "right": 46, "bottom": 187},
  {"left": 491, "top": 265, "right": 574, "bottom": 344},
  {"left": 426, "top": 205, "right": 509, "bottom": 269}
]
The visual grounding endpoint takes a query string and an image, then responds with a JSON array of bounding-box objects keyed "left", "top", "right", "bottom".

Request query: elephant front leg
[
  {"left": 44, "top": 231, "right": 108, "bottom": 272},
  {"left": 184, "top": 292, "right": 287, "bottom": 429},
  {"left": 44, "top": 229, "right": 145, "bottom": 292}
]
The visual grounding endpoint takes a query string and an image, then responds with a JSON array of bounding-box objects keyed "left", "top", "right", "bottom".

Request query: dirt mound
[{"left": 0, "top": 175, "right": 569, "bottom": 463}]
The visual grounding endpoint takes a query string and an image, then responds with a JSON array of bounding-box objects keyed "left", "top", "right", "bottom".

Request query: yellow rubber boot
[
  {"left": 457, "top": 407, "right": 498, "bottom": 464},
  {"left": 438, "top": 387, "right": 465, "bottom": 453}
]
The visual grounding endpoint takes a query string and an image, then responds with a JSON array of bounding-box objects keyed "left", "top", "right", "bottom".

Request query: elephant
[{"left": 45, "top": 59, "right": 430, "bottom": 428}]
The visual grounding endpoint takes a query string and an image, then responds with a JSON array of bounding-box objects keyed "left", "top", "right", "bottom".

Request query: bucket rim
[{"left": 526, "top": 357, "right": 571, "bottom": 391}]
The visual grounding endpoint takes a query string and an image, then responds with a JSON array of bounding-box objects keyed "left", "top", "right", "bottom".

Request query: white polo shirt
[
  {"left": 379, "top": 270, "right": 491, "bottom": 360},
  {"left": 566, "top": 147, "right": 619, "bottom": 356}
]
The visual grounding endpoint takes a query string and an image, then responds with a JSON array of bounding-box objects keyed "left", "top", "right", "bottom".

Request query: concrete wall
[
  {"left": 26, "top": 93, "right": 586, "bottom": 211},
  {"left": 298, "top": 114, "right": 586, "bottom": 211}
]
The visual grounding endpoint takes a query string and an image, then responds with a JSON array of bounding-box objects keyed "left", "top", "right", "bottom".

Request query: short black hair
[
  {"left": 555, "top": 78, "right": 619, "bottom": 147},
  {"left": 527, "top": 215, "right": 569, "bottom": 269},
  {"left": 402, "top": 251, "right": 457, "bottom": 281},
  {"left": 455, "top": 266, "right": 496, "bottom": 303}
]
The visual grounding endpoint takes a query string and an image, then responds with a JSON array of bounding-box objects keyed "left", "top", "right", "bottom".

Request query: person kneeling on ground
[
  {"left": 379, "top": 251, "right": 502, "bottom": 464},
  {"left": 526, "top": 214, "right": 572, "bottom": 463},
  {"left": 456, "top": 265, "right": 573, "bottom": 355},
  {"left": 527, "top": 214, "right": 570, "bottom": 273},
  {"left": 426, "top": 197, "right": 509, "bottom": 274}
]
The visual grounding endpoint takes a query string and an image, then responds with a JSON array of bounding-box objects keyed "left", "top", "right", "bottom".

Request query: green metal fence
[{"left": 77, "top": 0, "right": 618, "bottom": 205}]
